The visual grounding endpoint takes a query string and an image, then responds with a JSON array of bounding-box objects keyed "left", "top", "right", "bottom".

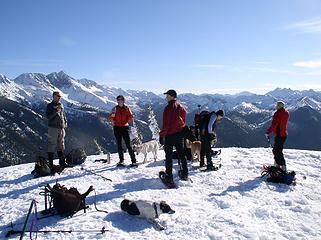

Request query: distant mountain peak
[
  {"left": 0, "top": 74, "right": 9, "bottom": 83},
  {"left": 47, "top": 71, "right": 74, "bottom": 88},
  {"left": 14, "top": 73, "right": 50, "bottom": 86}
]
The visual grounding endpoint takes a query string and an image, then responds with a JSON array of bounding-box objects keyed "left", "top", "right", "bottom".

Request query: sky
[{"left": 1, "top": 0, "right": 321, "bottom": 94}]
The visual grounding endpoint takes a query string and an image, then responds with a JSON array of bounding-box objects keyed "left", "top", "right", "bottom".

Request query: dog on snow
[
  {"left": 185, "top": 139, "right": 201, "bottom": 162},
  {"left": 120, "top": 199, "right": 175, "bottom": 230},
  {"left": 134, "top": 140, "right": 159, "bottom": 163}
]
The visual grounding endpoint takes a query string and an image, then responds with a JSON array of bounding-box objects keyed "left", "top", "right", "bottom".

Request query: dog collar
[{"left": 153, "top": 202, "right": 159, "bottom": 218}]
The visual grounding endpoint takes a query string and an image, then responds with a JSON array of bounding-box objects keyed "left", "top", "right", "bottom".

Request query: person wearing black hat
[
  {"left": 159, "top": 89, "right": 189, "bottom": 185},
  {"left": 199, "top": 110, "right": 224, "bottom": 170}
]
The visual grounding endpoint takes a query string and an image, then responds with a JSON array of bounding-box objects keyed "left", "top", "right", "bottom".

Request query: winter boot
[
  {"left": 179, "top": 170, "right": 189, "bottom": 181},
  {"left": 129, "top": 162, "right": 138, "bottom": 168},
  {"left": 280, "top": 165, "right": 287, "bottom": 172},
  {"left": 116, "top": 160, "right": 126, "bottom": 167},
  {"left": 57, "top": 151, "right": 66, "bottom": 168},
  {"left": 48, "top": 152, "right": 54, "bottom": 174}
]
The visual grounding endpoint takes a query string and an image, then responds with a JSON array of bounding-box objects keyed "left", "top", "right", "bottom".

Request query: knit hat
[{"left": 276, "top": 101, "right": 285, "bottom": 108}]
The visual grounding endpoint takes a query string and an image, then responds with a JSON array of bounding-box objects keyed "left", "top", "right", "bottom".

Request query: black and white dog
[{"left": 120, "top": 199, "right": 175, "bottom": 230}]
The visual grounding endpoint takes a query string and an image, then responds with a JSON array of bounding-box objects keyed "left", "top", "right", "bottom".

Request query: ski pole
[
  {"left": 267, "top": 136, "right": 272, "bottom": 148},
  {"left": 81, "top": 167, "right": 112, "bottom": 182},
  {"left": 6, "top": 227, "right": 108, "bottom": 237},
  {"left": 19, "top": 200, "right": 34, "bottom": 240}
]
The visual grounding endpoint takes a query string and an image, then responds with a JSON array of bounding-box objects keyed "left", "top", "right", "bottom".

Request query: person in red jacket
[
  {"left": 109, "top": 95, "right": 137, "bottom": 167},
  {"left": 159, "top": 89, "right": 189, "bottom": 184},
  {"left": 265, "top": 101, "right": 290, "bottom": 171}
]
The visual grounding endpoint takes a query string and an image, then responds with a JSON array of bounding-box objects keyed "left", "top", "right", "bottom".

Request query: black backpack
[
  {"left": 46, "top": 183, "right": 93, "bottom": 216},
  {"left": 195, "top": 111, "right": 215, "bottom": 132},
  {"left": 66, "top": 148, "right": 87, "bottom": 165},
  {"left": 31, "top": 156, "right": 51, "bottom": 178}
]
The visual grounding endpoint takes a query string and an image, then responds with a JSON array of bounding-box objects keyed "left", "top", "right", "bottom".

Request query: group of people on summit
[{"left": 45, "top": 89, "right": 290, "bottom": 183}]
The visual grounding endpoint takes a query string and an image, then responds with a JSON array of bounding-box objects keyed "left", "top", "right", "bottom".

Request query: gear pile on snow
[{"left": 261, "top": 164, "right": 296, "bottom": 185}]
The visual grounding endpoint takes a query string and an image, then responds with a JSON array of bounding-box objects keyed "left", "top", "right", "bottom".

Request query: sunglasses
[
  {"left": 55, "top": 95, "right": 62, "bottom": 98},
  {"left": 117, "top": 98, "right": 124, "bottom": 101}
]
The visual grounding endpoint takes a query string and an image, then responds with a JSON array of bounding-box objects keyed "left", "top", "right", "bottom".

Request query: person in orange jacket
[
  {"left": 109, "top": 95, "right": 137, "bottom": 167},
  {"left": 265, "top": 101, "right": 290, "bottom": 171}
]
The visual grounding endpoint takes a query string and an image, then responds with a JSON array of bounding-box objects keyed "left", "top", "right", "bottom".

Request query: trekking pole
[
  {"left": 81, "top": 167, "right": 112, "bottom": 182},
  {"left": 267, "top": 136, "right": 272, "bottom": 148},
  {"left": 6, "top": 227, "right": 108, "bottom": 237},
  {"left": 19, "top": 199, "right": 34, "bottom": 240}
]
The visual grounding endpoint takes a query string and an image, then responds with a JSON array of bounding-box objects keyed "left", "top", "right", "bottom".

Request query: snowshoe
[{"left": 261, "top": 164, "right": 296, "bottom": 185}]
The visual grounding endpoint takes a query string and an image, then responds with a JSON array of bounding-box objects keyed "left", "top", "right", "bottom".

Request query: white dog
[
  {"left": 185, "top": 139, "right": 202, "bottom": 162},
  {"left": 134, "top": 140, "right": 159, "bottom": 163},
  {"left": 120, "top": 199, "right": 175, "bottom": 230}
]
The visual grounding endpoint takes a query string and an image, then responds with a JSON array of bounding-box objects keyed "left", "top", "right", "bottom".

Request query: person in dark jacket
[
  {"left": 265, "top": 101, "right": 290, "bottom": 171},
  {"left": 46, "top": 91, "right": 67, "bottom": 172},
  {"left": 109, "top": 95, "right": 137, "bottom": 167},
  {"left": 200, "top": 110, "right": 224, "bottom": 170},
  {"left": 159, "top": 89, "right": 188, "bottom": 183}
]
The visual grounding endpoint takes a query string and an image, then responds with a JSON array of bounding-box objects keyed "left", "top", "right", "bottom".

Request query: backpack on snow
[
  {"left": 31, "top": 156, "right": 51, "bottom": 178},
  {"left": 46, "top": 182, "right": 94, "bottom": 216},
  {"left": 65, "top": 148, "right": 87, "bottom": 165},
  {"left": 261, "top": 165, "right": 296, "bottom": 185}
]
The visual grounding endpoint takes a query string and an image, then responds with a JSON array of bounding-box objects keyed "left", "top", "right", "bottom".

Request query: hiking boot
[
  {"left": 199, "top": 163, "right": 206, "bottom": 168},
  {"left": 206, "top": 165, "right": 219, "bottom": 171},
  {"left": 57, "top": 151, "right": 68, "bottom": 169},
  {"left": 164, "top": 174, "right": 175, "bottom": 187},
  {"left": 48, "top": 152, "right": 54, "bottom": 173},
  {"left": 280, "top": 165, "right": 287, "bottom": 172},
  {"left": 129, "top": 163, "right": 138, "bottom": 168},
  {"left": 116, "top": 161, "right": 126, "bottom": 167},
  {"left": 178, "top": 170, "right": 188, "bottom": 181}
]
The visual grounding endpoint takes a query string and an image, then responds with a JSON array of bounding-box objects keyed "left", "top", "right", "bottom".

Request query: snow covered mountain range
[
  {"left": 0, "top": 148, "right": 320, "bottom": 239},
  {"left": 1, "top": 70, "right": 321, "bottom": 167}
]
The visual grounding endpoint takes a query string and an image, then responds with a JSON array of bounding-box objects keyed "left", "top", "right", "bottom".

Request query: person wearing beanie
[
  {"left": 159, "top": 89, "right": 189, "bottom": 185},
  {"left": 109, "top": 95, "right": 137, "bottom": 167},
  {"left": 265, "top": 101, "right": 290, "bottom": 171},
  {"left": 199, "top": 110, "right": 224, "bottom": 170}
]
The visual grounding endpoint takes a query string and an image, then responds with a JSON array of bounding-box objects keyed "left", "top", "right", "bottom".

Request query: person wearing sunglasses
[
  {"left": 46, "top": 91, "right": 68, "bottom": 173},
  {"left": 109, "top": 95, "right": 137, "bottom": 167}
]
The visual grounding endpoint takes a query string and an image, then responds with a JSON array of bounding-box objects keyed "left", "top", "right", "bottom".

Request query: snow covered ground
[{"left": 1, "top": 147, "right": 321, "bottom": 239}]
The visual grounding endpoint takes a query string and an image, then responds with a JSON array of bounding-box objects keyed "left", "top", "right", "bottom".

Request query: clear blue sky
[{"left": 1, "top": 0, "right": 321, "bottom": 94}]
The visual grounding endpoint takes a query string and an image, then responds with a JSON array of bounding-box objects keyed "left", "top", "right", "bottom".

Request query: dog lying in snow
[
  {"left": 134, "top": 140, "right": 159, "bottom": 163},
  {"left": 120, "top": 199, "right": 175, "bottom": 230},
  {"left": 186, "top": 139, "right": 201, "bottom": 162}
]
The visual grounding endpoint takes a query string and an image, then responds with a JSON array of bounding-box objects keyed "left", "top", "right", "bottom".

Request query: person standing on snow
[
  {"left": 159, "top": 89, "right": 189, "bottom": 185},
  {"left": 109, "top": 95, "right": 137, "bottom": 167},
  {"left": 199, "top": 110, "right": 224, "bottom": 170},
  {"left": 265, "top": 101, "right": 290, "bottom": 171},
  {"left": 46, "top": 91, "right": 67, "bottom": 173}
]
